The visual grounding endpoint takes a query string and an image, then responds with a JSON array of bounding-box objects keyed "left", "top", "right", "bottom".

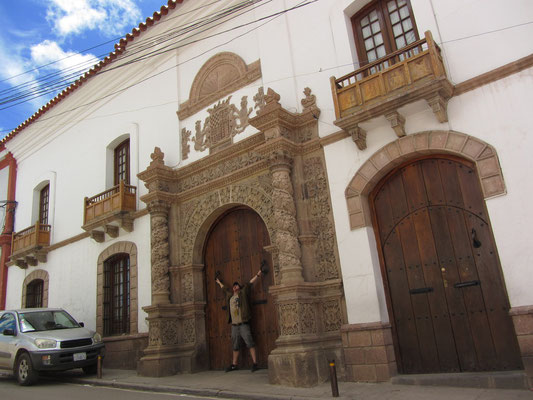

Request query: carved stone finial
[
  {"left": 350, "top": 126, "right": 367, "bottom": 150},
  {"left": 150, "top": 147, "right": 165, "bottom": 168},
  {"left": 301, "top": 87, "right": 316, "bottom": 110},
  {"left": 265, "top": 88, "right": 281, "bottom": 105},
  {"left": 253, "top": 87, "right": 266, "bottom": 111}
]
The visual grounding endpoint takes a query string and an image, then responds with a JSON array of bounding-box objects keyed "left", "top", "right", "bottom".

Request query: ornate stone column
[
  {"left": 148, "top": 199, "right": 171, "bottom": 305},
  {"left": 251, "top": 89, "right": 346, "bottom": 387},
  {"left": 137, "top": 148, "right": 182, "bottom": 377},
  {"left": 269, "top": 150, "right": 304, "bottom": 284}
]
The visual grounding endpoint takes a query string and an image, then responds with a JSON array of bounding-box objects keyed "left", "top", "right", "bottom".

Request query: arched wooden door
[
  {"left": 204, "top": 207, "right": 278, "bottom": 370},
  {"left": 371, "top": 156, "right": 522, "bottom": 374}
]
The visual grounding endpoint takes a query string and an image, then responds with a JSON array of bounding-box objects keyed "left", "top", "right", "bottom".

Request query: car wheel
[
  {"left": 82, "top": 363, "right": 98, "bottom": 375},
  {"left": 15, "top": 353, "right": 38, "bottom": 386}
]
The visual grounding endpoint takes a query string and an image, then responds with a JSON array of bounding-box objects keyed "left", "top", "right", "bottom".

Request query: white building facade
[{"left": 3, "top": 0, "right": 533, "bottom": 388}]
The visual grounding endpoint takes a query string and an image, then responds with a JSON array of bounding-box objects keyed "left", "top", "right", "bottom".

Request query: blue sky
[{"left": 0, "top": 0, "right": 168, "bottom": 139}]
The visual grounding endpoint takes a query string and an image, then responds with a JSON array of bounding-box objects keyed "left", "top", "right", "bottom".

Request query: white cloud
[
  {"left": 46, "top": 0, "right": 142, "bottom": 37},
  {"left": 31, "top": 40, "right": 99, "bottom": 75}
]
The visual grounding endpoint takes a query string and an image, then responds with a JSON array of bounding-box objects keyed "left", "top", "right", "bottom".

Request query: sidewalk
[{"left": 48, "top": 368, "right": 533, "bottom": 400}]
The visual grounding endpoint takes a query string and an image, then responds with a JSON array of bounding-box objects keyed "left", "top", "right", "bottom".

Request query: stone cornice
[
  {"left": 268, "top": 279, "right": 344, "bottom": 299},
  {"left": 140, "top": 191, "right": 177, "bottom": 206},
  {"left": 250, "top": 101, "right": 318, "bottom": 135},
  {"left": 454, "top": 53, "right": 533, "bottom": 96}
]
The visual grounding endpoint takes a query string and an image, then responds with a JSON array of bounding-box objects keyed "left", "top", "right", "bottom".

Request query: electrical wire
[
  {"left": 0, "top": 0, "right": 314, "bottom": 120},
  {"left": 0, "top": 0, "right": 266, "bottom": 106}
]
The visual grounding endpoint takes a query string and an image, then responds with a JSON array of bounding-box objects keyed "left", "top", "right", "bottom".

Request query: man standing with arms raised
[{"left": 215, "top": 267, "right": 263, "bottom": 373}]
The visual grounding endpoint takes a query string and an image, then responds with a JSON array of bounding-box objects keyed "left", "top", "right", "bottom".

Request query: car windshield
[{"left": 18, "top": 310, "right": 80, "bottom": 332}]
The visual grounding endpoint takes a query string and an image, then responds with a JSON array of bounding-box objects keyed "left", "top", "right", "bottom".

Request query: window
[
  {"left": 39, "top": 184, "right": 49, "bottom": 225},
  {"left": 352, "top": 0, "right": 418, "bottom": 66},
  {"left": 0, "top": 313, "right": 16, "bottom": 334},
  {"left": 26, "top": 279, "right": 44, "bottom": 308},
  {"left": 114, "top": 139, "right": 130, "bottom": 185},
  {"left": 103, "top": 253, "right": 130, "bottom": 336}
]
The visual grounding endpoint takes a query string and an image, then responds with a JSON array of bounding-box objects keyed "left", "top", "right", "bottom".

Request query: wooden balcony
[
  {"left": 11, "top": 221, "right": 51, "bottom": 268},
  {"left": 330, "top": 31, "right": 453, "bottom": 150},
  {"left": 82, "top": 181, "right": 136, "bottom": 241}
]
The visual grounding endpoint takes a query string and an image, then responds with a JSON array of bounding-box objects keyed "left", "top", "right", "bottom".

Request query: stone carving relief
[
  {"left": 322, "top": 300, "right": 343, "bottom": 332},
  {"left": 278, "top": 302, "right": 317, "bottom": 336},
  {"left": 191, "top": 96, "right": 252, "bottom": 153},
  {"left": 179, "top": 181, "right": 273, "bottom": 266},
  {"left": 177, "top": 150, "right": 262, "bottom": 193},
  {"left": 181, "top": 128, "right": 190, "bottom": 160},
  {"left": 182, "top": 271, "right": 193, "bottom": 302},
  {"left": 182, "top": 318, "right": 196, "bottom": 344},
  {"left": 149, "top": 201, "right": 171, "bottom": 295},
  {"left": 303, "top": 157, "right": 339, "bottom": 280},
  {"left": 177, "top": 52, "right": 261, "bottom": 120},
  {"left": 180, "top": 85, "right": 268, "bottom": 159}
]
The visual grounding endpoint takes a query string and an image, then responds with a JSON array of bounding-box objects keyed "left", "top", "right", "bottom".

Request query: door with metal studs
[{"left": 371, "top": 156, "right": 522, "bottom": 374}]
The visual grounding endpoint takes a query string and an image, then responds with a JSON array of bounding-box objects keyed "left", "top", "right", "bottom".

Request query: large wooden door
[
  {"left": 371, "top": 156, "right": 522, "bottom": 374},
  {"left": 204, "top": 208, "right": 278, "bottom": 370}
]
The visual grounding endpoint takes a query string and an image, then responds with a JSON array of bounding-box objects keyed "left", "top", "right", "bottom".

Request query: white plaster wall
[
  {"left": 5, "top": 0, "right": 533, "bottom": 330},
  {"left": 5, "top": 214, "right": 151, "bottom": 332}
]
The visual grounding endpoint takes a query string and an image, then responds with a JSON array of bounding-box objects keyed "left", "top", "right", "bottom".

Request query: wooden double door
[
  {"left": 371, "top": 156, "right": 522, "bottom": 374},
  {"left": 204, "top": 208, "right": 278, "bottom": 370}
]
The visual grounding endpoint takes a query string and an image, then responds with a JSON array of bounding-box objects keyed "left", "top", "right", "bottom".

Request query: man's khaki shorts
[{"left": 231, "top": 323, "right": 255, "bottom": 350}]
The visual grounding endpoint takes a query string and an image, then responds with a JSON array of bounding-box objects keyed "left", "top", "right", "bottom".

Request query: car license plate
[{"left": 73, "top": 352, "right": 86, "bottom": 361}]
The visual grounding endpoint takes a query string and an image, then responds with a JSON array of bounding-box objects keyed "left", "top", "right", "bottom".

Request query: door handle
[
  {"left": 454, "top": 280, "right": 480, "bottom": 289},
  {"left": 409, "top": 287, "right": 433, "bottom": 294}
]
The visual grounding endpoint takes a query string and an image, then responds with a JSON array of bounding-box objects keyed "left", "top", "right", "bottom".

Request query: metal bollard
[
  {"left": 97, "top": 355, "right": 102, "bottom": 379},
  {"left": 329, "top": 359, "right": 339, "bottom": 397}
]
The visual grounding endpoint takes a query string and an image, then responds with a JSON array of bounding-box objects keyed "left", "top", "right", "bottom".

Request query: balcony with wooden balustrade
[
  {"left": 11, "top": 221, "right": 51, "bottom": 268},
  {"left": 330, "top": 31, "right": 453, "bottom": 150},
  {"left": 82, "top": 180, "right": 137, "bottom": 242}
]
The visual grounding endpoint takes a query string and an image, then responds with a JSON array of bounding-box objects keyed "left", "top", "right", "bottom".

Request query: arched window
[
  {"left": 114, "top": 139, "right": 130, "bottom": 185},
  {"left": 103, "top": 253, "right": 130, "bottom": 336},
  {"left": 26, "top": 279, "right": 44, "bottom": 308}
]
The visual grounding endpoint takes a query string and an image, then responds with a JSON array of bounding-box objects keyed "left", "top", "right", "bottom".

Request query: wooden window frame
[
  {"left": 351, "top": 0, "right": 419, "bottom": 67},
  {"left": 26, "top": 279, "right": 44, "bottom": 308},
  {"left": 103, "top": 253, "right": 130, "bottom": 336},
  {"left": 39, "top": 184, "right": 50, "bottom": 225},
  {"left": 114, "top": 139, "right": 130, "bottom": 186}
]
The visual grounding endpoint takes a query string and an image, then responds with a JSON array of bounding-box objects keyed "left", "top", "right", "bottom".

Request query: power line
[
  {"left": 0, "top": 0, "right": 318, "bottom": 135},
  {"left": 0, "top": 0, "right": 227, "bottom": 85},
  {"left": 0, "top": 0, "right": 265, "bottom": 106}
]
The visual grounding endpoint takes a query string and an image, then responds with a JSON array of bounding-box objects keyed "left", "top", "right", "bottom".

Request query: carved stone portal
[{"left": 138, "top": 88, "right": 346, "bottom": 387}]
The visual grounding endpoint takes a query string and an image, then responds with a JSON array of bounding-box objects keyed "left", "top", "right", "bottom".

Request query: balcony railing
[
  {"left": 84, "top": 180, "right": 136, "bottom": 226},
  {"left": 330, "top": 30, "right": 449, "bottom": 121},
  {"left": 12, "top": 221, "right": 51, "bottom": 255}
]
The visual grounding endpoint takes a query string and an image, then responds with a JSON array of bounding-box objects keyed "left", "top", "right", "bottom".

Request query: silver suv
[{"left": 0, "top": 308, "right": 105, "bottom": 385}]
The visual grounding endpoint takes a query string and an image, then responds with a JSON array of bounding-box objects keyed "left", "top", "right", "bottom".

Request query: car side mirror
[
  {"left": 79, "top": 322, "right": 85, "bottom": 327},
  {"left": 3, "top": 329, "right": 16, "bottom": 336}
]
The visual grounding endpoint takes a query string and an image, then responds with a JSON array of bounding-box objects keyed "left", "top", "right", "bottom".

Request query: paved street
[
  {"left": 0, "top": 375, "right": 220, "bottom": 400},
  {"left": 2, "top": 368, "right": 532, "bottom": 400}
]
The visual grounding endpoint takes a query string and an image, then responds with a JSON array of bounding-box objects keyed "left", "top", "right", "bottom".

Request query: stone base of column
[
  {"left": 510, "top": 305, "right": 533, "bottom": 389},
  {"left": 341, "top": 322, "right": 397, "bottom": 383},
  {"left": 137, "top": 351, "right": 181, "bottom": 377},
  {"left": 268, "top": 338, "right": 344, "bottom": 387},
  {"left": 137, "top": 303, "right": 179, "bottom": 377}
]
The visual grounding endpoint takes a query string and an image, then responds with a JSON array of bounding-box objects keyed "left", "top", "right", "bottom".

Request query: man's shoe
[
  {"left": 251, "top": 363, "right": 259, "bottom": 372},
  {"left": 225, "top": 364, "right": 238, "bottom": 372}
]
